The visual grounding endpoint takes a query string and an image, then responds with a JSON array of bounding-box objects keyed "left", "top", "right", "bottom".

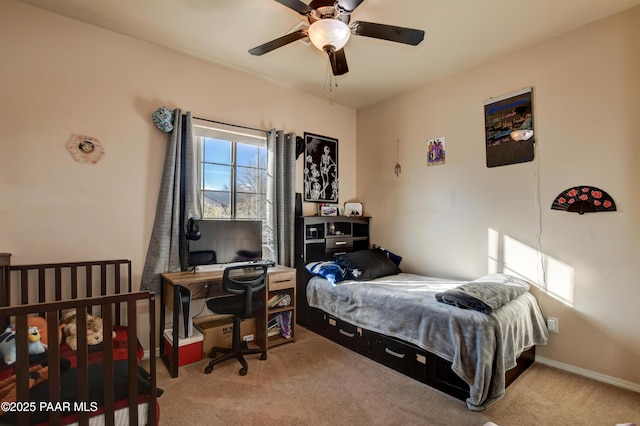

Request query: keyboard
[{"left": 196, "top": 260, "right": 275, "bottom": 272}]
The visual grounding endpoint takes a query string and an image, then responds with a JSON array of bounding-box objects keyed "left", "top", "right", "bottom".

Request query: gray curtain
[
  {"left": 266, "top": 130, "right": 296, "bottom": 267},
  {"left": 140, "top": 110, "right": 201, "bottom": 293}
]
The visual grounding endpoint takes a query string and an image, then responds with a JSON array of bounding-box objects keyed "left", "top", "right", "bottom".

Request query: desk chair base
[{"left": 203, "top": 316, "right": 267, "bottom": 376}]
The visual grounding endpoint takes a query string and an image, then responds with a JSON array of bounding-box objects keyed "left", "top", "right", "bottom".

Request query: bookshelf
[
  {"left": 259, "top": 268, "right": 296, "bottom": 349},
  {"left": 294, "top": 216, "right": 370, "bottom": 325}
]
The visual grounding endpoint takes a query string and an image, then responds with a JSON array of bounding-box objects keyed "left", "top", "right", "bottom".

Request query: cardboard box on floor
[{"left": 193, "top": 314, "right": 257, "bottom": 357}]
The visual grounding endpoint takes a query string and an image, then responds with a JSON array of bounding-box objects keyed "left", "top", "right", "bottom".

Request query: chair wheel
[
  {"left": 204, "top": 365, "right": 213, "bottom": 374},
  {"left": 239, "top": 367, "right": 247, "bottom": 376},
  {"left": 260, "top": 353, "right": 267, "bottom": 361}
]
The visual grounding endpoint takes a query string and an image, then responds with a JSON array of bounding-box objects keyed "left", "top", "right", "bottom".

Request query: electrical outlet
[{"left": 547, "top": 317, "right": 559, "bottom": 333}]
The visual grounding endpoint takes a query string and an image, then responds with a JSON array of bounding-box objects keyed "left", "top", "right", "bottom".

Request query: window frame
[{"left": 193, "top": 123, "right": 267, "bottom": 221}]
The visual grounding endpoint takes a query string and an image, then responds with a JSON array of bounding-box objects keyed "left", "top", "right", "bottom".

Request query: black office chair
[{"left": 204, "top": 264, "right": 268, "bottom": 376}]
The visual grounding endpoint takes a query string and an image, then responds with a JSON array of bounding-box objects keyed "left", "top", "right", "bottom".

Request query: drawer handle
[
  {"left": 384, "top": 348, "right": 406, "bottom": 359},
  {"left": 339, "top": 329, "right": 355, "bottom": 338},
  {"left": 334, "top": 241, "right": 348, "bottom": 246}
]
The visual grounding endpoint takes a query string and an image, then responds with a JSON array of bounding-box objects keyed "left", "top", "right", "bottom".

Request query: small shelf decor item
[
  {"left": 344, "top": 202, "right": 363, "bottom": 217},
  {"left": 66, "top": 134, "right": 105, "bottom": 164},
  {"left": 304, "top": 132, "right": 339, "bottom": 203},
  {"left": 551, "top": 186, "right": 616, "bottom": 215},
  {"left": 319, "top": 204, "right": 338, "bottom": 217}
]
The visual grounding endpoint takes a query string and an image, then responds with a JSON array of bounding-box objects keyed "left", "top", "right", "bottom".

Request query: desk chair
[{"left": 204, "top": 264, "right": 268, "bottom": 376}]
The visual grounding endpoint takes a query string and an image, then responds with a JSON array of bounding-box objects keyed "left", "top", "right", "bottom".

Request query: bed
[
  {"left": 0, "top": 259, "right": 158, "bottom": 425},
  {"left": 303, "top": 249, "right": 549, "bottom": 411}
]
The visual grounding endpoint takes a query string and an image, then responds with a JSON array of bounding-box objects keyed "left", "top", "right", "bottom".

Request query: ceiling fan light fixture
[{"left": 308, "top": 19, "right": 351, "bottom": 52}]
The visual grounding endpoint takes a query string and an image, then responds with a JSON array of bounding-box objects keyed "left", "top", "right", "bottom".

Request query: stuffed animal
[
  {"left": 0, "top": 364, "right": 49, "bottom": 414},
  {"left": 59, "top": 310, "right": 116, "bottom": 350},
  {"left": 0, "top": 325, "right": 47, "bottom": 365}
]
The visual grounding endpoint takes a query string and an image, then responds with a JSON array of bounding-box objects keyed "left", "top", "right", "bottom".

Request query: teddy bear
[{"left": 59, "top": 310, "right": 116, "bottom": 350}]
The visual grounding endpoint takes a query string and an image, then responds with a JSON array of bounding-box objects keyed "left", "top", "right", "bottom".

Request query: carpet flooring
[{"left": 150, "top": 326, "right": 639, "bottom": 426}]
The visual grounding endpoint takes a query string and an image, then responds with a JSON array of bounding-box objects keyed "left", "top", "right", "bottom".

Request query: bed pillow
[
  {"left": 371, "top": 245, "right": 403, "bottom": 267},
  {"left": 335, "top": 248, "right": 402, "bottom": 281},
  {"left": 305, "top": 261, "right": 348, "bottom": 284}
]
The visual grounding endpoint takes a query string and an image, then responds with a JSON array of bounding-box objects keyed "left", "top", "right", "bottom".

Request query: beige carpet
[{"left": 149, "top": 327, "right": 639, "bottom": 426}]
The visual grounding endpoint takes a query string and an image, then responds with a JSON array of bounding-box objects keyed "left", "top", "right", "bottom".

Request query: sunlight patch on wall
[{"left": 488, "top": 228, "right": 574, "bottom": 306}]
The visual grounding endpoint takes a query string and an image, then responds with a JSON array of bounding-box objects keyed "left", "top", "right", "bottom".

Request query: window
[{"left": 193, "top": 124, "right": 267, "bottom": 220}]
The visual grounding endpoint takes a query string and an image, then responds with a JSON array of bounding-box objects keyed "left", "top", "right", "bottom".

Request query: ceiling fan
[{"left": 249, "top": 0, "right": 425, "bottom": 76}]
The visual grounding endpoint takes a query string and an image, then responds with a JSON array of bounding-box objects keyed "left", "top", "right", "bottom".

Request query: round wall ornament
[{"left": 66, "top": 134, "right": 105, "bottom": 164}]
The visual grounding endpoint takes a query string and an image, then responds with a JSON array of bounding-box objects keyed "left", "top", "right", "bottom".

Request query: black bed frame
[
  {"left": 306, "top": 306, "right": 535, "bottom": 402},
  {"left": 293, "top": 217, "right": 535, "bottom": 404}
]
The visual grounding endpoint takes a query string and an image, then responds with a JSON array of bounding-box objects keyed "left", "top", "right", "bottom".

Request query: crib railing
[
  {"left": 0, "top": 292, "right": 157, "bottom": 426},
  {"left": 3, "top": 259, "right": 132, "bottom": 327}
]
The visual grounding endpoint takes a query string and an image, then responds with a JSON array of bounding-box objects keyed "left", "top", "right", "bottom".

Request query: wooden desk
[{"left": 160, "top": 265, "right": 296, "bottom": 378}]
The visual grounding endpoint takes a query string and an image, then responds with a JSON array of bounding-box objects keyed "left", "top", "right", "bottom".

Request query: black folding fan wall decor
[{"left": 551, "top": 186, "right": 616, "bottom": 215}]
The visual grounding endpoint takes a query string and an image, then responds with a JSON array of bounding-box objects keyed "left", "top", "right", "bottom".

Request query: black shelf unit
[{"left": 294, "top": 216, "right": 370, "bottom": 326}]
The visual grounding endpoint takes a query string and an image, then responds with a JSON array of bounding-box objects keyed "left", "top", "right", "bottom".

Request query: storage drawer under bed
[
  {"left": 369, "top": 332, "right": 470, "bottom": 400},
  {"left": 310, "top": 308, "right": 369, "bottom": 354},
  {"left": 425, "top": 352, "right": 470, "bottom": 401},
  {"left": 369, "top": 333, "right": 428, "bottom": 381}
]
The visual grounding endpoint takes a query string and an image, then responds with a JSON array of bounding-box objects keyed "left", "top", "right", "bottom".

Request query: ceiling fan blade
[
  {"left": 336, "top": 0, "right": 365, "bottom": 13},
  {"left": 329, "top": 48, "right": 349, "bottom": 76},
  {"left": 351, "top": 21, "right": 425, "bottom": 46},
  {"left": 249, "top": 30, "right": 308, "bottom": 56},
  {"left": 274, "top": 0, "right": 313, "bottom": 15}
]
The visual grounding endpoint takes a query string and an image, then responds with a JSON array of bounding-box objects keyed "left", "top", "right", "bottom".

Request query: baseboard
[
  {"left": 142, "top": 347, "right": 161, "bottom": 361},
  {"left": 536, "top": 356, "right": 640, "bottom": 393}
]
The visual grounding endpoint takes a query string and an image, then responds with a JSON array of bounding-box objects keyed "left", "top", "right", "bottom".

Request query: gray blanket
[
  {"left": 435, "top": 275, "right": 530, "bottom": 314},
  {"left": 307, "top": 273, "right": 549, "bottom": 411}
]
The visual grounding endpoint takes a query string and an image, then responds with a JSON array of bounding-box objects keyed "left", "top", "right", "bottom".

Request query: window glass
[
  {"left": 194, "top": 124, "right": 267, "bottom": 222},
  {"left": 203, "top": 163, "right": 231, "bottom": 192},
  {"left": 203, "top": 138, "right": 231, "bottom": 165}
]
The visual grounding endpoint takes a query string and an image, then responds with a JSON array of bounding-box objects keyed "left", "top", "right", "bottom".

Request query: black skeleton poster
[{"left": 303, "top": 133, "right": 338, "bottom": 203}]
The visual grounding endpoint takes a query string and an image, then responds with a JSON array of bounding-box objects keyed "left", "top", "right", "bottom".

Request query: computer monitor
[{"left": 188, "top": 219, "right": 263, "bottom": 267}]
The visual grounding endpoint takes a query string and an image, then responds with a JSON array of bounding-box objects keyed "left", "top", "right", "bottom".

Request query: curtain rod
[{"left": 190, "top": 115, "right": 270, "bottom": 134}]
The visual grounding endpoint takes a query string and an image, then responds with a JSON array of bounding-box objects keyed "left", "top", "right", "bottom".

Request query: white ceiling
[{"left": 17, "top": 0, "right": 640, "bottom": 109}]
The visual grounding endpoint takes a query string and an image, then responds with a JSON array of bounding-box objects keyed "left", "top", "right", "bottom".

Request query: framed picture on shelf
[
  {"left": 320, "top": 205, "right": 338, "bottom": 217},
  {"left": 304, "top": 132, "right": 339, "bottom": 203},
  {"left": 344, "top": 202, "right": 363, "bottom": 217}
]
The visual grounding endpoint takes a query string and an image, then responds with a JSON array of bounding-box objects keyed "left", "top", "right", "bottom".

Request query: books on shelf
[
  {"left": 267, "top": 311, "right": 292, "bottom": 339},
  {"left": 268, "top": 316, "right": 279, "bottom": 329},
  {"left": 268, "top": 328, "right": 281, "bottom": 337},
  {"left": 267, "top": 292, "right": 291, "bottom": 309}
]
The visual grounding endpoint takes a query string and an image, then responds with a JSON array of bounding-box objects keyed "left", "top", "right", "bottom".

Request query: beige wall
[
  {"left": 0, "top": 1, "right": 355, "bottom": 273},
  {"left": 357, "top": 7, "right": 640, "bottom": 387},
  {"left": 0, "top": 1, "right": 355, "bottom": 349},
  {"left": 2, "top": 0, "right": 639, "bottom": 389}
]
